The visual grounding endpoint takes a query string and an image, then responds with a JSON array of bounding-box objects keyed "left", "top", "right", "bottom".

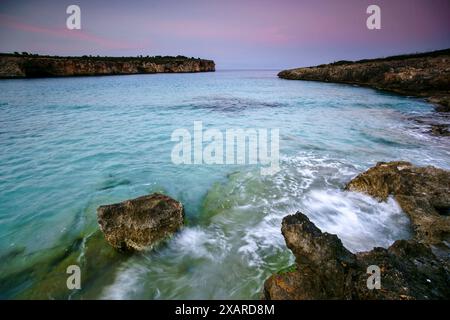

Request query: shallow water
[{"left": 0, "top": 70, "right": 449, "bottom": 299}]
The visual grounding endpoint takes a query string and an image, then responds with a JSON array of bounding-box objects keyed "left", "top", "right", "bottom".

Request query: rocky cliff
[
  {"left": 264, "top": 212, "right": 450, "bottom": 300},
  {"left": 0, "top": 54, "right": 215, "bottom": 78},
  {"left": 278, "top": 49, "right": 450, "bottom": 111}
]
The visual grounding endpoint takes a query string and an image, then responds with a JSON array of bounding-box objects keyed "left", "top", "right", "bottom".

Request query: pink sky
[{"left": 0, "top": 0, "right": 449, "bottom": 69}]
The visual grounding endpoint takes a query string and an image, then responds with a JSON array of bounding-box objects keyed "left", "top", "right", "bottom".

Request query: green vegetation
[
  {"left": 277, "top": 264, "right": 297, "bottom": 275},
  {"left": 0, "top": 52, "right": 212, "bottom": 64}
]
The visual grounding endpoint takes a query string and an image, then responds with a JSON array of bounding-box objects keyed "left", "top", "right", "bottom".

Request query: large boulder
[
  {"left": 345, "top": 161, "right": 450, "bottom": 246},
  {"left": 264, "top": 162, "right": 450, "bottom": 300},
  {"left": 97, "top": 193, "right": 184, "bottom": 251},
  {"left": 263, "top": 212, "right": 450, "bottom": 300}
]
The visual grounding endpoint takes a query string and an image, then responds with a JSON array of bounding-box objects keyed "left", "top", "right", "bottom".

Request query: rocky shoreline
[
  {"left": 0, "top": 54, "right": 215, "bottom": 78},
  {"left": 97, "top": 193, "right": 184, "bottom": 251},
  {"left": 278, "top": 49, "right": 450, "bottom": 112},
  {"left": 93, "top": 162, "right": 450, "bottom": 300},
  {"left": 0, "top": 193, "right": 185, "bottom": 299},
  {"left": 264, "top": 161, "right": 450, "bottom": 300}
]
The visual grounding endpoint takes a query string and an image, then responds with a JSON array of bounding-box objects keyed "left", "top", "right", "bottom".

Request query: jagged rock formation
[
  {"left": 97, "top": 193, "right": 184, "bottom": 251},
  {"left": 278, "top": 49, "right": 450, "bottom": 111},
  {"left": 264, "top": 162, "right": 450, "bottom": 300},
  {"left": 0, "top": 54, "right": 215, "bottom": 78},
  {"left": 345, "top": 161, "right": 450, "bottom": 248},
  {"left": 263, "top": 213, "right": 450, "bottom": 300}
]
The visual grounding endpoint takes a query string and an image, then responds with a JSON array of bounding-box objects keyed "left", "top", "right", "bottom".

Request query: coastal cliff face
[
  {"left": 278, "top": 49, "right": 450, "bottom": 111},
  {"left": 97, "top": 193, "right": 184, "bottom": 252},
  {"left": 0, "top": 55, "right": 215, "bottom": 78}
]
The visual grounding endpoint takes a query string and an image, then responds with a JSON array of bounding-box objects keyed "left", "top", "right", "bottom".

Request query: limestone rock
[
  {"left": 263, "top": 212, "right": 450, "bottom": 300},
  {"left": 97, "top": 193, "right": 184, "bottom": 251}
]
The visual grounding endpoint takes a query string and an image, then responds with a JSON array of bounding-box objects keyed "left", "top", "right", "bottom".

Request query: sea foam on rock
[
  {"left": 97, "top": 193, "right": 184, "bottom": 251},
  {"left": 345, "top": 161, "right": 450, "bottom": 247},
  {"left": 264, "top": 161, "right": 450, "bottom": 300}
]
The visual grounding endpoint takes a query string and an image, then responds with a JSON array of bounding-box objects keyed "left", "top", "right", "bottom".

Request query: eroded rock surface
[
  {"left": 278, "top": 49, "right": 450, "bottom": 111},
  {"left": 264, "top": 162, "right": 450, "bottom": 300},
  {"left": 97, "top": 193, "right": 184, "bottom": 251},
  {"left": 0, "top": 55, "right": 215, "bottom": 78},
  {"left": 345, "top": 161, "right": 450, "bottom": 246},
  {"left": 263, "top": 212, "right": 450, "bottom": 300}
]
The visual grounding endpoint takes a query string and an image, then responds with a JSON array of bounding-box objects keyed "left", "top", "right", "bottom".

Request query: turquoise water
[{"left": 0, "top": 70, "right": 449, "bottom": 299}]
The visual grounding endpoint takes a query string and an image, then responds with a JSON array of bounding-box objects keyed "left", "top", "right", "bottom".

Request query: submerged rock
[
  {"left": 97, "top": 193, "right": 184, "bottom": 251},
  {"left": 345, "top": 161, "right": 450, "bottom": 246},
  {"left": 409, "top": 114, "right": 450, "bottom": 137},
  {"left": 430, "top": 124, "right": 450, "bottom": 137},
  {"left": 263, "top": 212, "right": 450, "bottom": 300},
  {"left": 1, "top": 230, "right": 128, "bottom": 299},
  {"left": 264, "top": 162, "right": 450, "bottom": 300}
]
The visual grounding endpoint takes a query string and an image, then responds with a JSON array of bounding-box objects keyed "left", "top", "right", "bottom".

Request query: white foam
[
  {"left": 170, "top": 227, "right": 231, "bottom": 261},
  {"left": 301, "top": 189, "right": 411, "bottom": 252},
  {"left": 101, "top": 264, "right": 148, "bottom": 300},
  {"left": 101, "top": 152, "right": 413, "bottom": 299}
]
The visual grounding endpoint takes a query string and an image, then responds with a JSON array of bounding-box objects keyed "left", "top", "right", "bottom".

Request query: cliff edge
[{"left": 0, "top": 54, "right": 215, "bottom": 78}]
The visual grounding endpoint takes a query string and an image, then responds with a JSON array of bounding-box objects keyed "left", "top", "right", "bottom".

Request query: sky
[{"left": 0, "top": 0, "right": 449, "bottom": 69}]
